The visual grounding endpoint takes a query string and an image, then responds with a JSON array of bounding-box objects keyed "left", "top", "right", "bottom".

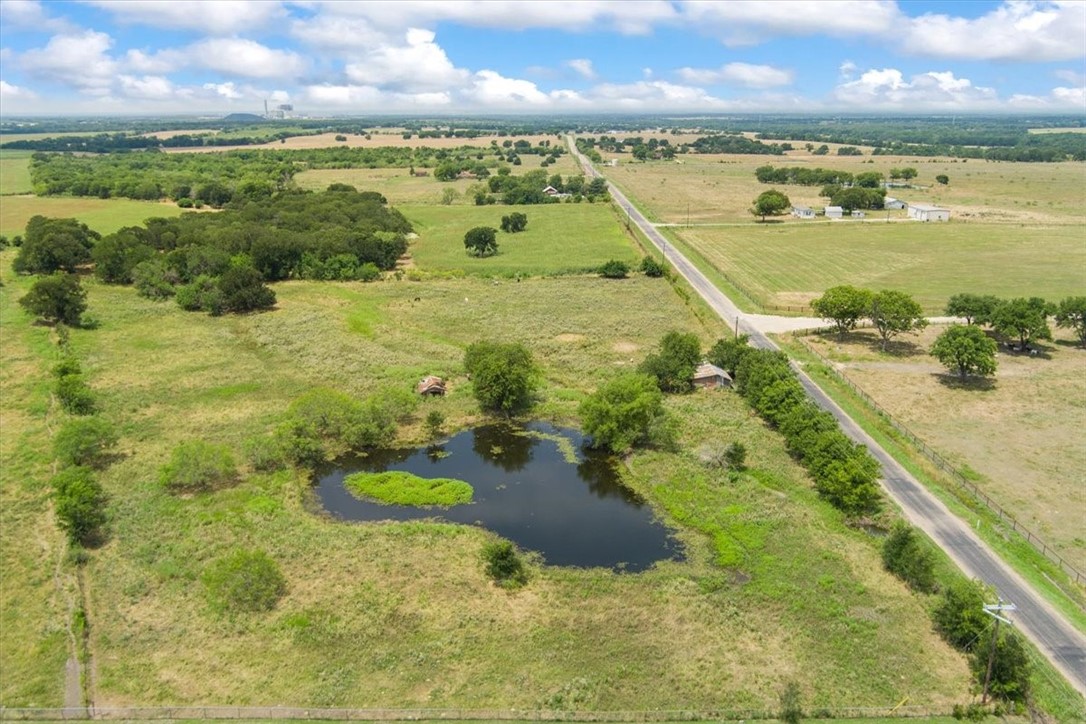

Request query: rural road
[{"left": 568, "top": 138, "right": 1086, "bottom": 697}]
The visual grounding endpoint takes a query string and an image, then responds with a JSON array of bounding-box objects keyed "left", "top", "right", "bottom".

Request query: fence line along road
[
  {"left": 566, "top": 137, "right": 1086, "bottom": 698},
  {"left": 795, "top": 335, "right": 1086, "bottom": 590}
]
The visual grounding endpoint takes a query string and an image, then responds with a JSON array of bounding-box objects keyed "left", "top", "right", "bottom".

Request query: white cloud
[
  {"left": 289, "top": 14, "right": 388, "bottom": 51},
  {"left": 1054, "top": 68, "right": 1085, "bottom": 85},
  {"left": 566, "top": 58, "right": 597, "bottom": 80},
  {"left": 468, "top": 70, "right": 552, "bottom": 106},
  {"left": 187, "top": 38, "right": 306, "bottom": 79},
  {"left": 202, "top": 82, "right": 244, "bottom": 100},
  {"left": 117, "top": 74, "right": 177, "bottom": 100},
  {"left": 680, "top": 0, "right": 902, "bottom": 46},
  {"left": 0, "top": 79, "right": 37, "bottom": 99},
  {"left": 19, "top": 30, "right": 117, "bottom": 93},
  {"left": 834, "top": 67, "right": 998, "bottom": 109},
  {"left": 124, "top": 48, "right": 184, "bottom": 74},
  {"left": 901, "top": 1, "right": 1086, "bottom": 61},
  {"left": 839, "top": 60, "right": 858, "bottom": 80},
  {"left": 587, "top": 80, "right": 729, "bottom": 109},
  {"left": 677, "top": 62, "right": 793, "bottom": 88},
  {"left": 0, "top": 0, "right": 70, "bottom": 31},
  {"left": 83, "top": 0, "right": 287, "bottom": 35},
  {"left": 344, "top": 28, "right": 468, "bottom": 92},
  {"left": 1051, "top": 85, "right": 1086, "bottom": 109}
]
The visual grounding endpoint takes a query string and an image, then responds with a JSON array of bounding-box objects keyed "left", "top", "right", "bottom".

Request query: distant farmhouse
[
  {"left": 824, "top": 206, "right": 844, "bottom": 219},
  {"left": 543, "top": 185, "right": 571, "bottom": 199},
  {"left": 907, "top": 203, "right": 951, "bottom": 222},
  {"left": 792, "top": 205, "right": 815, "bottom": 219},
  {"left": 884, "top": 197, "right": 905, "bottom": 210}
]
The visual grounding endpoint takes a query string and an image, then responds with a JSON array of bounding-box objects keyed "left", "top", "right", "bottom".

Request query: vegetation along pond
[{"left": 315, "top": 422, "right": 684, "bottom": 571}]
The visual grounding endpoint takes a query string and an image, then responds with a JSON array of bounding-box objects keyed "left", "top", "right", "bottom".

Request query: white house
[
  {"left": 824, "top": 206, "right": 844, "bottom": 219},
  {"left": 853, "top": 211, "right": 866, "bottom": 219},
  {"left": 907, "top": 203, "right": 950, "bottom": 222},
  {"left": 791, "top": 205, "right": 815, "bottom": 219},
  {"left": 884, "top": 197, "right": 905, "bottom": 210}
]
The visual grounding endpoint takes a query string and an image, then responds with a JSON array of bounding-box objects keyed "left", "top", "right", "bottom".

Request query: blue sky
[{"left": 0, "top": 0, "right": 1083, "bottom": 115}]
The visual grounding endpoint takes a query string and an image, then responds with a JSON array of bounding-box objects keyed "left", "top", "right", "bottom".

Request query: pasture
[
  {"left": 801, "top": 325, "right": 1086, "bottom": 572},
  {"left": 674, "top": 222, "right": 1086, "bottom": 312},
  {"left": 0, "top": 256, "right": 976, "bottom": 710},
  {"left": 0, "top": 196, "right": 185, "bottom": 237},
  {"left": 0, "top": 151, "right": 33, "bottom": 195},
  {"left": 401, "top": 203, "right": 640, "bottom": 276},
  {"left": 163, "top": 131, "right": 566, "bottom": 154}
]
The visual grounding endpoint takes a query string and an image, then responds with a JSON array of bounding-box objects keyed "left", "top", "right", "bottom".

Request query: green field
[
  {"left": 402, "top": 203, "right": 640, "bottom": 276},
  {"left": 0, "top": 152, "right": 33, "bottom": 195},
  {"left": 1, "top": 256, "right": 978, "bottom": 710},
  {"left": 0, "top": 196, "right": 186, "bottom": 237},
  {"left": 676, "top": 222, "right": 1086, "bottom": 312}
]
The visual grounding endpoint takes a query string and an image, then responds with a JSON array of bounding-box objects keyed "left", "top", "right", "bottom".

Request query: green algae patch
[{"left": 345, "top": 471, "right": 473, "bottom": 507}]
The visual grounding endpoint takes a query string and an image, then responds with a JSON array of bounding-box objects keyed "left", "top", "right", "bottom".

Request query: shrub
[
  {"left": 639, "top": 256, "right": 664, "bottom": 277},
  {"left": 580, "top": 372, "right": 665, "bottom": 453},
  {"left": 933, "top": 578, "right": 990, "bottom": 651},
  {"left": 160, "top": 440, "right": 238, "bottom": 493},
  {"left": 970, "top": 630, "right": 1031, "bottom": 704},
  {"left": 276, "top": 388, "right": 407, "bottom": 465},
  {"left": 55, "top": 374, "right": 97, "bottom": 415},
  {"left": 778, "top": 681, "right": 803, "bottom": 724},
  {"left": 464, "top": 341, "right": 539, "bottom": 415},
  {"left": 723, "top": 441, "right": 747, "bottom": 472},
  {"left": 482, "top": 540, "right": 527, "bottom": 588},
  {"left": 51, "top": 355, "right": 82, "bottom": 378},
  {"left": 357, "top": 262, "right": 381, "bottom": 282},
  {"left": 54, "top": 417, "right": 118, "bottom": 468},
  {"left": 218, "top": 264, "right": 276, "bottom": 313},
  {"left": 175, "top": 275, "right": 223, "bottom": 315},
  {"left": 51, "top": 467, "right": 107, "bottom": 546},
  {"left": 500, "top": 212, "right": 528, "bottom": 233},
  {"left": 244, "top": 436, "right": 286, "bottom": 472},
  {"left": 881, "top": 522, "right": 937, "bottom": 593},
  {"left": 598, "top": 259, "right": 630, "bottom": 279},
  {"left": 202, "top": 549, "right": 286, "bottom": 613},
  {"left": 132, "top": 259, "right": 177, "bottom": 300},
  {"left": 425, "top": 410, "right": 445, "bottom": 439}
]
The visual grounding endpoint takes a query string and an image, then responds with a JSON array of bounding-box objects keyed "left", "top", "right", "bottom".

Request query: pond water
[{"left": 314, "top": 422, "right": 684, "bottom": 572}]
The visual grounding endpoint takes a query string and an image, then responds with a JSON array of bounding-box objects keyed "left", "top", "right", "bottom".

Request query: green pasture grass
[
  {"left": 0, "top": 196, "right": 185, "bottom": 237},
  {"left": 0, "top": 256, "right": 978, "bottom": 710},
  {"left": 0, "top": 152, "right": 33, "bottom": 195},
  {"left": 675, "top": 221, "right": 1086, "bottom": 312},
  {"left": 346, "top": 471, "right": 473, "bottom": 507},
  {"left": 603, "top": 153, "right": 1086, "bottom": 225},
  {"left": 402, "top": 203, "right": 640, "bottom": 276}
]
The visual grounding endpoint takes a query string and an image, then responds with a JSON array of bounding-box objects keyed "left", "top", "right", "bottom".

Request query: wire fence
[
  {"left": 793, "top": 333, "right": 1086, "bottom": 590},
  {"left": 0, "top": 704, "right": 958, "bottom": 722}
]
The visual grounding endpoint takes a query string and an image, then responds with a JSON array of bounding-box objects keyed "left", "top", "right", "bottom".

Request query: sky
[{"left": 0, "top": 0, "right": 1084, "bottom": 116}]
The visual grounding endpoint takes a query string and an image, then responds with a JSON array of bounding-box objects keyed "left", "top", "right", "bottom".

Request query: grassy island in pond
[{"left": 345, "top": 471, "right": 473, "bottom": 507}]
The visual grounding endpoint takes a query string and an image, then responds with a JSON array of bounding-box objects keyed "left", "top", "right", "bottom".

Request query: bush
[
  {"left": 500, "top": 212, "right": 528, "bottom": 233},
  {"left": 464, "top": 341, "right": 539, "bottom": 415},
  {"left": 639, "top": 256, "right": 664, "bottom": 277},
  {"left": 425, "top": 410, "right": 445, "bottom": 439},
  {"left": 357, "top": 262, "right": 381, "bottom": 282},
  {"left": 970, "top": 630, "right": 1031, "bottom": 704},
  {"left": 881, "top": 522, "right": 937, "bottom": 593},
  {"left": 244, "top": 436, "right": 286, "bottom": 472},
  {"left": 55, "top": 374, "right": 97, "bottom": 415},
  {"left": 19, "top": 273, "right": 88, "bottom": 326},
  {"left": 202, "top": 549, "right": 286, "bottom": 613},
  {"left": 276, "top": 388, "right": 408, "bottom": 465},
  {"left": 175, "top": 275, "right": 223, "bottom": 315},
  {"left": 598, "top": 259, "right": 630, "bottom": 279},
  {"left": 778, "top": 681, "right": 803, "bottom": 724},
  {"left": 54, "top": 417, "right": 118, "bottom": 468},
  {"left": 934, "top": 579, "right": 990, "bottom": 651},
  {"left": 132, "top": 259, "right": 177, "bottom": 300},
  {"left": 579, "top": 372, "right": 665, "bottom": 453},
  {"left": 482, "top": 540, "right": 527, "bottom": 588},
  {"left": 51, "top": 467, "right": 107, "bottom": 546},
  {"left": 51, "top": 355, "right": 82, "bottom": 379},
  {"left": 218, "top": 264, "right": 276, "bottom": 313},
  {"left": 723, "top": 441, "right": 747, "bottom": 472},
  {"left": 160, "top": 440, "right": 238, "bottom": 493}
]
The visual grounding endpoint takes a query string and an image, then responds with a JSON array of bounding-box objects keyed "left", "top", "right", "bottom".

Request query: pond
[{"left": 314, "top": 422, "right": 684, "bottom": 572}]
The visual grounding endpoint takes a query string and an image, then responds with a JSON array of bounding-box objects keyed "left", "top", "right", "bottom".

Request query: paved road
[{"left": 568, "top": 138, "right": 1086, "bottom": 696}]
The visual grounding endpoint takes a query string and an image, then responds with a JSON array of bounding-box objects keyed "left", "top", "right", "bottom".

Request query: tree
[
  {"left": 464, "top": 226, "right": 499, "bottom": 257},
  {"left": 1055, "top": 296, "right": 1086, "bottom": 347},
  {"left": 202, "top": 549, "right": 287, "bottom": 613},
  {"left": 722, "top": 442, "right": 747, "bottom": 472},
  {"left": 868, "top": 289, "right": 928, "bottom": 350},
  {"left": 92, "top": 230, "right": 154, "bottom": 284},
  {"left": 598, "top": 259, "right": 630, "bottom": 278},
  {"left": 935, "top": 174, "right": 949, "bottom": 185},
  {"left": 945, "top": 293, "right": 1000, "bottom": 326},
  {"left": 217, "top": 264, "right": 276, "bottom": 314},
  {"left": 881, "top": 522, "right": 936, "bottom": 593},
  {"left": 971, "top": 630, "right": 1031, "bottom": 704},
  {"left": 706, "top": 334, "right": 751, "bottom": 377},
  {"left": 440, "top": 187, "right": 459, "bottom": 205},
  {"left": 899, "top": 167, "right": 918, "bottom": 180},
  {"left": 579, "top": 372, "right": 665, "bottom": 453},
  {"left": 13, "top": 216, "right": 98, "bottom": 275},
  {"left": 132, "top": 259, "right": 178, "bottom": 300},
  {"left": 933, "top": 578, "right": 990, "bottom": 651},
  {"left": 639, "top": 256, "right": 664, "bottom": 278},
  {"left": 500, "top": 212, "right": 528, "bottom": 233},
  {"left": 989, "top": 297, "right": 1052, "bottom": 348},
  {"left": 778, "top": 681, "right": 803, "bottom": 724},
  {"left": 750, "top": 189, "right": 791, "bottom": 221},
  {"left": 931, "top": 325, "right": 997, "bottom": 380},
  {"left": 639, "top": 331, "right": 702, "bottom": 393},
  {"left": 19, "top": 273, "right": 87, "bottom": 326},
  {"left": 54, "top": 417, "right": 118, "bottom": 468},
  {"left": 52, "top": 467, "right": 107, "bottom": 546},
  {"left": 464, "top": 341, "right": 539, "bottom": 415},
  {"left": 812, "top": 285, "right": 872, "bottom": 337}
]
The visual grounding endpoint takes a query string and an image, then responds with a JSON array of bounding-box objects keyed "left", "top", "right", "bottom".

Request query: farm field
[
  {"left": 599, "top": 149, "right": 1086, "bottom": 225},
  {"left": 0, "top": 196, "right": 186, "bottom": 237},
  {"left": 0, "top": 252, "right": 978, "bottom": 711},
  {"left": 674, "top": 221, "right": 1086, "bottom": 312},
  {"left": 0, "top": 151, "right": 34, "bottom": 195},
  {"left": 162, "top": 131, "right": 565, "bottom": 154},
  {"left": 401, "top": 203, "right": 639, "bottom": 277},
  {"left": 800, "top": 325, "right": 1086, "bottom": 573}
]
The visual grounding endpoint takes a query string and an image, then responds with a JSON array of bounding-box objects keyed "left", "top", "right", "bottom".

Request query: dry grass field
[
  {"left": 0, "top": 196, "right": 186, "bottom": 237},
  {"left": 162, "top": 132, "right": 564, "bottom": 154},
  {"left": 0, "top": 152, "right": 34, "bottom": 196},
  {"left": 801, "top": 325, "right": 1086, "bottom": 572}
]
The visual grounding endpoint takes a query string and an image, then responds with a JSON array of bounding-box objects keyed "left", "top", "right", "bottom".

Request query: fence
[
  {"left": 0, "top": 704, "right": 955, "bottom": 722},
  {"left": 794, "top": 333, "right": 1086, "bottom": 590}
]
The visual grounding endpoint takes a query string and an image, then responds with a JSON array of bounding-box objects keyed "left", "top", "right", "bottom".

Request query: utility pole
[{"left": 981, "top": 600, "right": 1017, "bottom": 704}]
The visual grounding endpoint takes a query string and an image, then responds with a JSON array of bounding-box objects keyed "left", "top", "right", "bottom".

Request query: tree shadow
[
  {"left": 1053, "top": 338, "right": 1085, "bottom": 351},
  {"left": 932, "top": 373, "right": 997, "bottom": 391},
  {"left": 995, "top": 340, "right": 1054, "bottom": 360}
]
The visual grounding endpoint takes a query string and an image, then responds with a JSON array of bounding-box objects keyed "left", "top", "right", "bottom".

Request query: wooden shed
[
  {"left": 416, "top": 376, "right": 446, "bottom": 396},
  {"left": 693, "top": 362, "right": 732, "bottom": 390}
]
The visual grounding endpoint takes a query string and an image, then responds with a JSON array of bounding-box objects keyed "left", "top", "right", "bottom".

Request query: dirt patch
[{"left": 612, "top": 341, "right": 639, "bottom": 354}]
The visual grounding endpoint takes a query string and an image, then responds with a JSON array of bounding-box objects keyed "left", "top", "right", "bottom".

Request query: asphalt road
[{"left": 568, "top": 139, "right": 1086, "bottom": 697}]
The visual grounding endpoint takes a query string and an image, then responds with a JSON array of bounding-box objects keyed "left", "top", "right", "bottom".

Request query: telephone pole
[{"left": 981, "top": 600, "right": 1017, "bottom": 704}]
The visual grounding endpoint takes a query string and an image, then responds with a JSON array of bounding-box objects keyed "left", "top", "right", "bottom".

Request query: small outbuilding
[
  {"left": 907, "top": 203, "right": 950, "bottom": 222},
  {"left": 824, "top": 206, "right": 844, "bottom": 219},
  {"left": 884, "top": 196, "right": 905, "bottom": 210},
  {"left": 853, "top": 211, "right": 865, "bottom": 219},
  {"left": 693, "top": 362, "right": 732, "bottom": 390},
  {"left": 792, "top": 205, "right": 815, "bottom": 219},
  {"left": 416, "top": 376, "right": 446, "bottom": 396}
]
